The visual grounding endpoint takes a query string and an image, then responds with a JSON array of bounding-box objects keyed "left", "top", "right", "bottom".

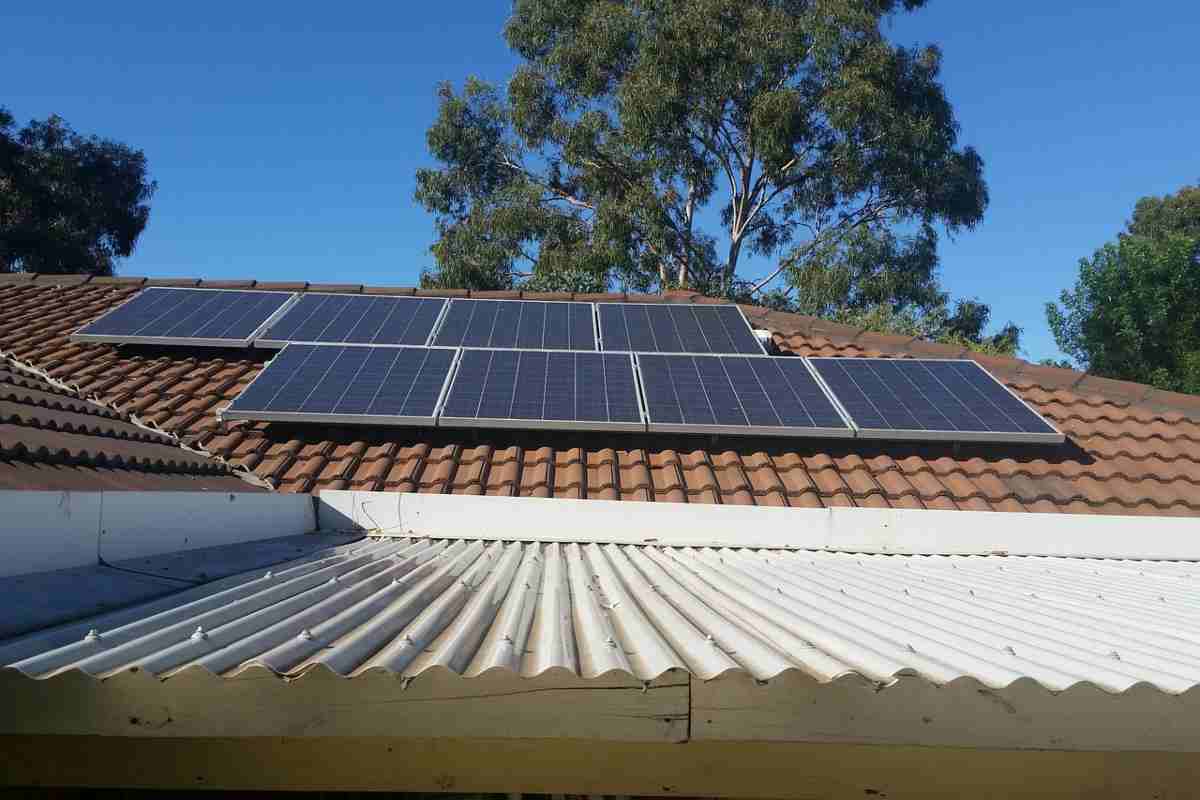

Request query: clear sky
[{"left": 4, "top": 2, "right": 1198, "bottom": 362}]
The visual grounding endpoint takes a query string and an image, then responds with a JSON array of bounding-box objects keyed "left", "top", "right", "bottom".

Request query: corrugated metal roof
[{"left": 5, "top": 536, "right": 1200, "bottom": 694}]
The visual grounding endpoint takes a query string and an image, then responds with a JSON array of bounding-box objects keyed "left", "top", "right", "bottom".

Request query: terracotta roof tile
[
  {"left": 0, "top": 359, "right": 260, "bottom": 492},
  {"left": 2, "top": 279, "right": 1198, "bottom": 516}
]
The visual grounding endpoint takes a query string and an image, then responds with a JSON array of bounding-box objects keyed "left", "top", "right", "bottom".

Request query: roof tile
[{"left": 3, "top": 279, "right": 1198, "bottom": 517}]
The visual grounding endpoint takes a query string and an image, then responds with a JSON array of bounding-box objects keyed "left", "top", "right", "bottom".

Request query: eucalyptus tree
[
  {"left": 416, "top": 0, "right": 986, "bottom": 298},
  {"left": 1, "top": 107, "right": 155, "bottom": 276}
]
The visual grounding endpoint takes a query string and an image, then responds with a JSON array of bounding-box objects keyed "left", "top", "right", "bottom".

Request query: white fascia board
[
  {"left": 316, "top": 490, "right": 1200, "bottom": 561},
  {"left": 0, "top": 490, "right": 317, "bottom": 576}
]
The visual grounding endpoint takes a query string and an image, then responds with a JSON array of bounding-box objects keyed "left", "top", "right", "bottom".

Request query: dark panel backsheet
[
  {"left": 597, "top": 303, "right": 763, "bottom": 354},
  {"left": 222, "top": 344, "right": 456, "bottom": 425},
  {"left": 432, "top": 300, "right": 596, "bottom": 350},
  {"left": 637, "top": 355, "right": 850, "bottom": 436},
  {"left": 72, "top": 288, "right": 296, "bottom": 346},
  {"left": 256, "top": 294, "right": 447, "bottom": 347},
  {"left": 439, "top": 349, "right": 642, "bottom": 431},
  {"left": 808, "top": 358, "right": 1064, "bottom": 443}
]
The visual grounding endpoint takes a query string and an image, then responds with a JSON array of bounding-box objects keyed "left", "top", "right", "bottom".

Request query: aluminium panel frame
[
  {"left": 634, "top": 352, "right": 854, "bottom": 439},
  {"left": 436, "top": 349, "right": 648, "bottom": 434},
  {"left": 253, "top": 293, "right": 450, "bottom": 350},
  {"left": 427, "top": 297, "right": 601, "bottom": 352},
  {"left": 806, "top": 356, "right": 1067, "bottom": 445},
  {"left": 595, "top": 301, "right": 767, "bottom": 355},
  {"left": 70, "top": 287, "right": 302, "bottom": 349},
  {"left": 216, "top": 344, "right": 462, "bottom": 428}
]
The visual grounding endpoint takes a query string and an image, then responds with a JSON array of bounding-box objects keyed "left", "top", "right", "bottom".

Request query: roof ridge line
[{"left": 0, "top": 352, "right": 271, "bottom": 491}]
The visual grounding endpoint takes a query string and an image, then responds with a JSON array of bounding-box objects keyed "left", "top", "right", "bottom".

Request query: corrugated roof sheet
[
  {"left": 2, "top": 275, "right": 1199, "bottom": 514},
  {"left": 5, "top": 535, "right": 1200, "bottom": 694}
]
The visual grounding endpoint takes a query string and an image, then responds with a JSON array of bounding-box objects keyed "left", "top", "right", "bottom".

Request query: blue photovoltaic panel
[
  {"left": 597, "top": 303, "right": 763, "bottom": 354},
  {"left": 71, "top": 288, "right": 296, "bottom": 347},
  {"left": 222, "top": 344, "right": 456, "bottom": 425},
  {"left": 637, "top": 354, "right": 850, "bottom": 436},
  {"left": 439, "top": 349, "right": 642, "bottom": 431},
  {"left": 256, "top": 294, "right": 447, "bottom": 347},
  {"left": 808, "top": 358, "right": 1064, "bottom": 443},
  {"left": 432, "top": 300, "right": 596, "bottom": 350}
]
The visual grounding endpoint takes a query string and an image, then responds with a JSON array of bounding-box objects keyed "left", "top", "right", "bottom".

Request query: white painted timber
[
  {"left": 0, "top": 491, "right": 105, "bottom": 576},
  {"left": 316, "top": 490, "right": 1200, "bottom": 561},
  {"left": 98, "top": 491, "right": 316, "bottom": 563},
  {"left": 0, "top": 490, "right": 316, "bottom": 576}
]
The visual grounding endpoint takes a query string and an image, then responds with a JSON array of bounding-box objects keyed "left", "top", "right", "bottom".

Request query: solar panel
[
  {"left": 637, "top": 354, "right": 850, "bottom": 436},
  {"left": 597, "top": 303, "right": 764, "bottom": 354},
  {"left": 71, "top": 287, "right": 297, "bottom": 347},
  {"left": 439, "top": 349, "right": 644, "bottom": 431},
  {"left": 255, "top": 294, "right": 447, "bottom": 348},
  {"left": 431, "top": 299, "right": 597, "bottom": 350},
  {"left": 221, "top": 344, "right": 457, "bottom": 426},
  {"left": 807, "top": 358, "right": 1064, "bottom": 444}
]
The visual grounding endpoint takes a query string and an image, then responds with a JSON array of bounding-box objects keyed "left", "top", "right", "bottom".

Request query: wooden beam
[
  {"left": 692, "top": 671, "right": 1200, "bottom": 752},
  {"left": 0, "top": 668, "right": 689, "bottom": 742},
  {"left": 3, "top": 735, "right": 1198, "bottom": 798}
]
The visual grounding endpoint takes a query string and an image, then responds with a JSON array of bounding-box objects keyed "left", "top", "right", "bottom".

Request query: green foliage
[
  {"left": 1125, "top": 183, "right": 1200, "bottom": 241},
  {"left": 0, "top": 107, "right": 156, "bottom": 275},
  {"left": 1046, "top": 232, "right": 1200, "bottom": 394},
  {"left": 830, "top": 298, "right": 1022, "bottom": 357},
  {"left": 416, "top": 0, "right": 987, "bottom": 298}
]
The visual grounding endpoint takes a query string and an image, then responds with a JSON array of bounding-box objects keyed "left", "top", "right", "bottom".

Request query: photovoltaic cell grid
[
  {"left": 256, "top": 294, "right": 447, "bottom": 348},
  {"left": 439, "top": 349, "right": 643, "bottom": 431},
  {"left": 598, "top": 303, "right": 764, "bottom": 354},
  {"left": 432, "top": 299, "right": 597, "bottom": 350},
  {"left": 808, "top": 358, "right": 1064, "bottom": 443},
  {"left": 222, "top": 344, "right": 456, "bottom": 425},
  {"left": 637, "top": 354, "right": 851, "bottom": 436},
  {"left": 72, "top": 288, "right": 296, "bottom": 347}
]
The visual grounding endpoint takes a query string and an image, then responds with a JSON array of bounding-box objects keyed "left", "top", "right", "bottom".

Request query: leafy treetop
[
  {"left": 415, "top": 0, "right": 987, "bottom": 304},
  {"left": 0, "top": 107, "right": 156, "bottom": 276}
]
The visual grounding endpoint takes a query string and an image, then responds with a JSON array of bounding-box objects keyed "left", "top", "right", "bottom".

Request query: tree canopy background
[
  {"left": 414, "top": 0, "right": 1016, "bottom": 350},
  {"left": 0, "top": 107, "right": 156, "bottom": 276},
  {"left": 1047, "top": 183, "right": 1200, "bottom": 394}
]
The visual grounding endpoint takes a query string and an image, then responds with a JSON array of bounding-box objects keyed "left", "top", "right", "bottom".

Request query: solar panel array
[
  {"left": 432, "top": 299, "right": 597, "bottom": 350},
  {"left": 256, "top": 294, "right": 446, "bottom": 348},
  {"left": 638, "top": 355, "right": 850, "bottom": 436},
  {"left": 440, "top": 349, "right": 642, "bottom": 431},
  {"left": 72, "top": 288, "right": 296, "bottom": 347},
  {"left": 77, "top": 288, "right": 1060, "bottom": 443},
  {"left": 223, "top": 344, "right": 456, "bottom": 425},
  {"left": 808, "top": 358, "right": 1062, "bottom": 444},
  {"left": 597, "top": 303, "right": 763, "bottom": 354}
]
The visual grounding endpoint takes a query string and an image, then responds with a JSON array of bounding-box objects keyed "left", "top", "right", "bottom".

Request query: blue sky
[{"left": 4, "top": 2, "right": 1198, "bottom": 362}]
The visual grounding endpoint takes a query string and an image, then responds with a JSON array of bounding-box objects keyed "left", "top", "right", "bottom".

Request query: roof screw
[
  {"left": 402, "top": 635, "right": 415, "bottom": 647},
  {"left": 906, "top": 643, "right": 916, "bottom": 654},
  {"left": 903, "top": 588, "right": 910, "bottom": 595},
  {"left": 605, "top": 636, "right": 618, "bottom": 648},
  {"left": 84, "top": 628, "right": 101, "bottom": 643},
  {"left": 297, "top": 629, "right": 314, "bottom": 641},
  {"left": 968, "top": 589, "right": 976, "bottom": 596},
  {"left": 1110, "top": 650, "right": 1122, "bottom": 661},
  {"left": 706, "top": 634, "right": 717, "bottom": 646},
  {"left": 502, "top": 635, "right": 514, "bottom": 646},
  {"left": 1004, "top": 645, "right": 1016, "bottom": 656},
  {"left": 263, "top": 570, "right": 273, "bottom": 579},
  {"left": 1160, "top": 596, "right": 1167, "bottom": 602},
  {"left": 191, "top": 626, "right": 208, "bottom": 642}
]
